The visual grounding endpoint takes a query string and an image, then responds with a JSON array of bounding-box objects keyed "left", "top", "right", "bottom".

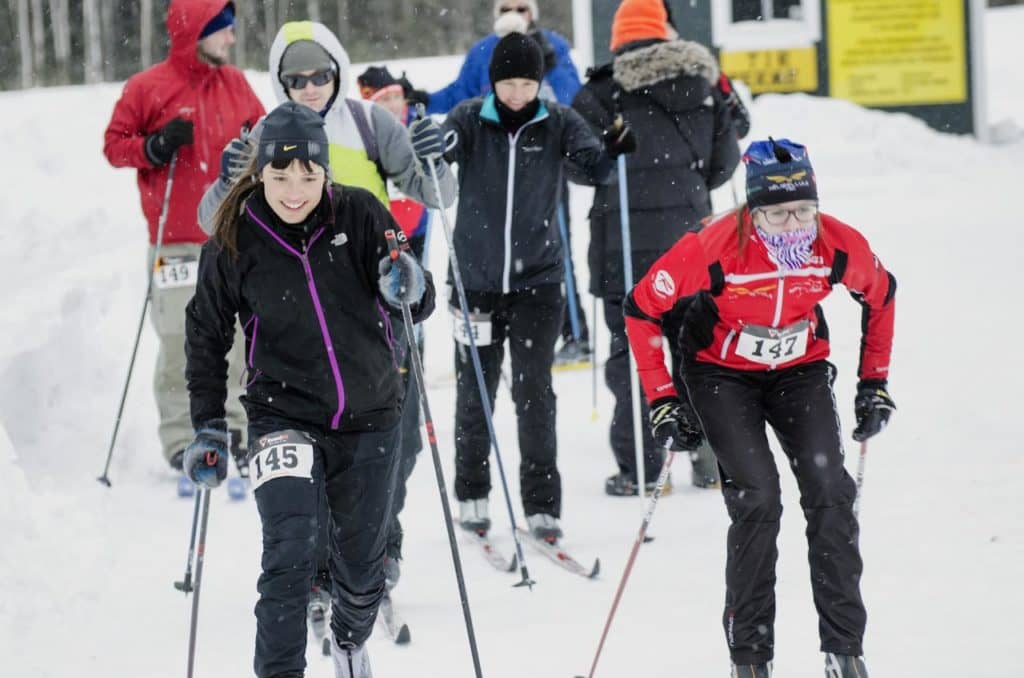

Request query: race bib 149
[{"left": 153, "top": 255, "right": 198, "bottom": 289}]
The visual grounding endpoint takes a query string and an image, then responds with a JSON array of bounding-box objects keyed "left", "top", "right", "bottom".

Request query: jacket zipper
[
  {"left": 500, "top": 116, "right": 546, "bottom": 294},
  {"left": 246, "top": 206, "right": 347, "bottom": 429}
]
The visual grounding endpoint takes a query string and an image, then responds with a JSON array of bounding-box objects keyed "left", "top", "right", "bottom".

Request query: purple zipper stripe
[
  {"left": 246, "top": 205, "right": 346, "bottom": 429},
  {"left": 247, "top": 316, "right": 259, "bottom": 368}
]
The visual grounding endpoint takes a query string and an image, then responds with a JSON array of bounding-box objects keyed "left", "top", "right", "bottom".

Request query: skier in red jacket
[
  {"left": 103, "top": 0, "right": 265, "bottom": 481},
  {"left": 625, "top": 138, "right": 895, "bottom": 678}
]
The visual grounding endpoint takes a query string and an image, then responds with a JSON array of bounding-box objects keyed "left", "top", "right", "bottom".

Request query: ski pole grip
[{"left": 384, "top": 229, "right": 401, "bottom": 263}]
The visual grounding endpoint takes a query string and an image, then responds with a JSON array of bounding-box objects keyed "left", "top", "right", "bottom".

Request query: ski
[
  {"left": 454, "top": 520, "right": 517, "bottom": 573},
  {"left": 515, "top": 528, "right": 600, "bottom": 579},
  {"left": 379, "top": 593, "right": 411, "bottom": 645},
  {"left": 308, "top": 587, "right": 331, "bottom": 657}
]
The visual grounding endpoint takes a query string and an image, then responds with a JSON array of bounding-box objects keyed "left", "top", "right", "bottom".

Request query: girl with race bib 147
[{"left": 624, "top": 138, "right": 896, "bottom": 678}]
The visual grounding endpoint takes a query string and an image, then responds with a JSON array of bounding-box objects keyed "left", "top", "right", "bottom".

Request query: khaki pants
[{"left": 149, "top": 243, "right": 246, "bottom": 464}]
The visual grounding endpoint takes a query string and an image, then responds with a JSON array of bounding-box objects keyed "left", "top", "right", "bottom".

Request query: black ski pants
[
  {"left": 603, "top": 297, "right": 685, "bottom": 481},
  {"left": 386, "top": 322, "right": 424, "bottom": 561},
  {"left": 453, "top": 284, "right": 564, "bottom": 517},
  {"left": 249, "top": 416, "right": 400, "bottom": 678},
  {"left": 683, "top": 359, "right": 866, "bottom": 665}
]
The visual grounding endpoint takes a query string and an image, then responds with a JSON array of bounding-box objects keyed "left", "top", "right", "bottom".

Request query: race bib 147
[{"left": 734, "top": 320, "right": 810, "bottom": 367}]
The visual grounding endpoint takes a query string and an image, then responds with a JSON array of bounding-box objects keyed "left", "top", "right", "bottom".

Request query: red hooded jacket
[
  {"left": 625, "top": 210, "right": 896, "bottom": 403},
  {"left": 103, "top": 0, "right": 265, "bottom": 245}
]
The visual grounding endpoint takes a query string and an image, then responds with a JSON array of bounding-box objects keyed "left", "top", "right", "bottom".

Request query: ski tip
[
  {"left": 588, "top": 558, "right": 601, "bottom": 579},
  {"left": 395, "top": 624, "right": 411, "bottom": 645},
  {"left": 322, "top": 637, "right": 331, "bottom": 656},
  {"left": 506, "top": 554, "right": 518, "bottom": 573}
]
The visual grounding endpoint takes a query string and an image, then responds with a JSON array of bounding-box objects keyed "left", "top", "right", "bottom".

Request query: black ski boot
[
  {"left": 732, "top": 661, "right": 772, "bottom": 677},
  {"left": 825, "top": 653, "right": 868, "bottom": 677},
  {"left": 604, "top": 471, "right": 673, "bottom": 497}
]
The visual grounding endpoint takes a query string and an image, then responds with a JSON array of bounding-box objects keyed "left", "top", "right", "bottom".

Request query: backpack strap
[{"left": 346, "top": 98, "right": 379, "bottom": 164}]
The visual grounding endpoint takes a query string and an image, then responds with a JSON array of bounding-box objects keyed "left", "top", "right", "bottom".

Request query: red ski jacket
[
  {"left": 625, "top": 210, "right": 896, "bottom": 403},
  {"left": 103, "top": 0, "right": 265, "bottom": 245}
]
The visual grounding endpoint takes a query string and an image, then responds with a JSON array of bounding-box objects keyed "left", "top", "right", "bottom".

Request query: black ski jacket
[
  {"left": 186, "top": 185, "right": 435, "bottom": 433},
  {"left": 571, "top": 39, "right": 741, "bottom": 297},
  {"left": 442, "top": 93, "right": 613, "bottom": 293}
]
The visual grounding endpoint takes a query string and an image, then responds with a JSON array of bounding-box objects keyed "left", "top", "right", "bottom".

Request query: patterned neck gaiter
[{"left": 756, "top": 223, "right": 818, "bottom": 270}]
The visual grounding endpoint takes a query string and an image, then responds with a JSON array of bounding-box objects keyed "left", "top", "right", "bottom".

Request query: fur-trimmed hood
[{"left": 613, "top": 39, "right": 719, "bottom": 93}]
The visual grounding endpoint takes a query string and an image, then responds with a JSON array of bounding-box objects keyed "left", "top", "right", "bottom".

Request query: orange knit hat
[{"left": 610, "top": 0, "right": 669, "bottom": 52}]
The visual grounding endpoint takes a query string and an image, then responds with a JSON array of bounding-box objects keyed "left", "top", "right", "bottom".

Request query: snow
[{"left": 2, "top": 8, "right": 1023, "bottom": 677}]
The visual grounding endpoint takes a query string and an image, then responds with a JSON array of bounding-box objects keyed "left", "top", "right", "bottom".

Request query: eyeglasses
[
  {"left": 281, "top": 69, "right": 334, "bottom": 90},
  {"left": 499, "top": 5, "right": 531, "bottom": 14},
  {"left": 757, "top": 204, "right": 818, "bottom": 225}
]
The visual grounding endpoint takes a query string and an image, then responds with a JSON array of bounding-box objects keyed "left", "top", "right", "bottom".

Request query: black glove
[
  {"left": 182, "top": 419, "right": 230, "bottom": 489},
  {"left": 409, "top": 116, "right": 445, "bottom": 163},
  {"left": 219, "top": 128, "right": 256, "bottom": 183},
  {"left": 602, "top": 120, "right": 637, "bottom": 157},
  {"left": 649, "top": 396, "right": 704, "bottom": 452},
  {"left": 399, "top": 71, "right": 430, "bottom": 108},
  {"left": 852, "top": 380, "right": 895, "bottom": 442},
  {"left": 145, "top": 117, "right": 194, "bottom": 166},
  {"left": 718, "top": 74, "right": 751, "bottom": 139}
]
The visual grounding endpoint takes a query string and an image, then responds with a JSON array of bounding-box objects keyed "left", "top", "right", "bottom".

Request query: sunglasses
[
  {"left": 499, "top": 5, "right": 530, "bottom": 14},
  {"left": 281, "top": 69, "right": 334, "bottom": 90}
]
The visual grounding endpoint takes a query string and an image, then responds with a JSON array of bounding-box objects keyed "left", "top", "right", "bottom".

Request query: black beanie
[
  {"left": 489, "top": 32, "right": 544, "bottom": 85},
  {"left": 257, "top": 102, "right": 330, "bottom": 173}
]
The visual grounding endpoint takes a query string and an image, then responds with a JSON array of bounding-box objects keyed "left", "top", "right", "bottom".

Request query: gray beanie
[{"left": 279, "top": 40, "right": 334, "bottom": 77}]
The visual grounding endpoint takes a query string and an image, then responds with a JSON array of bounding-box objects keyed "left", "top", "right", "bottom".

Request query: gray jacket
[{"left": 198, "top": 21, "right": 455, "bottom": 233}]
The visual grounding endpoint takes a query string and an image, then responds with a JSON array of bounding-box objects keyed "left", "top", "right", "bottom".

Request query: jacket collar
[{"left": 479, "top": 92, "right": 549, "bottom": 127}]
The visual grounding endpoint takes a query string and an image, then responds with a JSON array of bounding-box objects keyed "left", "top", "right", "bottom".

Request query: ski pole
[
  {"left": 384, "top": 230, "right": 484, "bottom": 678},
  {"left": 853, "top": 440, "right": 868, "bottom": 518},
  {"left": 417, "top": 104, "right": 534, "bottom": 589},
  {"left": 174, "top": 489, "right": 201, "bottom": 594},
  {"left": 557, "top": 200, "right": 582, "bottom": 343},
  {"left": 616, "top": 152, "right": 647, "bottom": 502},
  {"left": 186, "top": 486, "right": 212, "bottom": 678},
  {"left": 591, "top": 295, "right": 599, "bottom": 422},
  {"left": 98, "top": 153, "right": 178, "bottom": 487},
  {"left": 577, "top": 450, "right": 676, "bottom": 678}
]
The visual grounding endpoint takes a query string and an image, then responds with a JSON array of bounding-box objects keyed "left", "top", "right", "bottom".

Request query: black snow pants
[
  {"left": 603, "top": 297, "right": 685, "bottom": 481},
  {"left": 249, "top": 416, "right": 400, "bottom": 678},
  {"left": 683, "top": 359, "right": 866, "bottom": 665},
  {"left": 453, "top": 283, "right": 564, "bottom": 517}
]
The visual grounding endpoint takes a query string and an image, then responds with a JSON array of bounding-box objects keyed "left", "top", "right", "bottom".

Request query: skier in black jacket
[
  {"left": 442, "top": 32, "right": 635, "bottom": 542},
  {"left": 572, "top": 0, "right": 740, "bottom": 497},
  {"left": 182, "top": 102, "right": 434, "bottom": 678}
]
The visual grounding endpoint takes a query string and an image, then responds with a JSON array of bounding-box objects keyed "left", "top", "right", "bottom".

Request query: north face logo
[{"left": 653, "top": 270, "right": 675, "bottom": 298}]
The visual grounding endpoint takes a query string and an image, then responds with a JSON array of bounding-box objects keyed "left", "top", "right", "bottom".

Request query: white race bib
[
  {"left": 249, "top": 430, "right": 315, "bottom": 491},
  {"left": 153, "top": 255, "right": 198, "bottom": 289},
  {"left": 734, "top": 320, "right": 810, "bottom": 367},
  {"left": 450, "top": 306, "right": 493, "bottom": 347}
]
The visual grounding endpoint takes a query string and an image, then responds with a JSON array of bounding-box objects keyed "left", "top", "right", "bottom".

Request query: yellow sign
[
  {"left": 720, "top": 48, "right": 819, "bottom": 94},
  {"left": 828, "top": 0, "right": 967, "bottom": 106}
]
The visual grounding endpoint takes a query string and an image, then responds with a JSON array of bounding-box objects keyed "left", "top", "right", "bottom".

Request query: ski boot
[
  {"left": 331, "top": 639, "right": 373, "bottom": 678},
  {"left": 458, "top": 498, "right": 491, "bottom": 534},
  {"left": 526, "top": 513, "right": 563, "bottom": 544},
  {"left": 689, "top": 441, "right": 721, "bottom": 489},
  {"left": 383, "top": 555, "right": 401, "bottom": 592},
  {"left": 170, "top": 450, "right": 195, "bottom": 498},
  {"left": 604, "top": 471, "right": 673, "bottom": 497},
  {"left": 553, "top": 338, "right": 593, "bottom": 368},
  {"left": 308, "top": 584, "right": 331, "bottom": 656},
  {"left": 732, "top": 661, "right": 772, "bottom": 677},
  {"left": 825, "top": 653, "right": 868, "bottom": 677}
]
